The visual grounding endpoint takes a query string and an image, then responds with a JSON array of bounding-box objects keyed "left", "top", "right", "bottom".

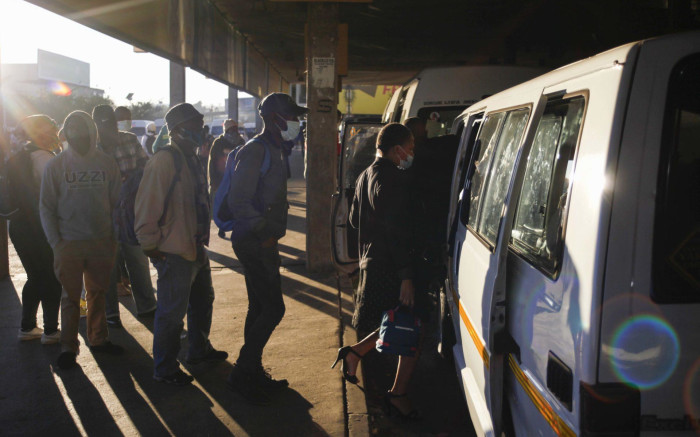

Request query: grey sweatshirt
[{"left": 40, "top": 111, "right": 121, "bottom": 248}]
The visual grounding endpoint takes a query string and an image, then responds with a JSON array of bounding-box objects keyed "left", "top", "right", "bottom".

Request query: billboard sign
[{"left": 37, "top": 49, "right": 89, "bottom": 87}]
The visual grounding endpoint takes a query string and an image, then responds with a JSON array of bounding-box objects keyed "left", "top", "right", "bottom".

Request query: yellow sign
[{"left": 338, "top": 85, "right": 399, "bottom": 115}]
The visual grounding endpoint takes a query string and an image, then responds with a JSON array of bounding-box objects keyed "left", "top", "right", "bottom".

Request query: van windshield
[
  {"left": 130, "top": 127, "right": 146, "bottom": 136},
  {"left": 417, "top": 106, "right": 468, "bottom": 138}
]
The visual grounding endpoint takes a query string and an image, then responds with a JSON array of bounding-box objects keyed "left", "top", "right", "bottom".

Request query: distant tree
[
  {"left": 128, "top": 101, "right": 168, "bottom": 120},
  {"left": 4, "top": 92, "right": 114, "bottom": 126}
]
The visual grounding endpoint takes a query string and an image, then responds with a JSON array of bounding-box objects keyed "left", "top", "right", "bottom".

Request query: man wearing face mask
[
  {"left": 135, "top": 103, "right": 227, "bottom": 386},
  {"left": 92, "top": 105, "right": 156, "bottom": 328},
  {"left": 115, "top": 106, "right": 133, "bottom": 133},
  {"left": 40, "top": 111, "right": 124, "bottom": 370},
  {"left": 225, "top": 92, "right": 306, "bottom": 404},
  {"left": 10, "top": 115, "right": 63, "bottom": 344}
]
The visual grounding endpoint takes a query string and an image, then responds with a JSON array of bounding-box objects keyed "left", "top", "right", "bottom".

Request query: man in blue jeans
[
  {"left": 93, "top": 105, "right": 157, "bottom": 328},
  {"left": 135, "top": 103, "right": 227, "bottom": 385}
]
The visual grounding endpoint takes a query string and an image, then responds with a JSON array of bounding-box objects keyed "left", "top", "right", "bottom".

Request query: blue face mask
[{"left": 180, "top": 128, "right": 203, "bottom": 146}]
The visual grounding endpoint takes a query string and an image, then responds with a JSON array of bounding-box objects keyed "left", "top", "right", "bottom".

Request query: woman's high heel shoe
[
  {"left": 330, "top": 346, "right": 363, "bottom": 384},
  {"left": 383, "top": 392, "right": 422, "bottom": 421}
]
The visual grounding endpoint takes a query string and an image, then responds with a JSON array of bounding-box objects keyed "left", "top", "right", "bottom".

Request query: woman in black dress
[{"left": 331, "top": 123, "right": 423, "bottom": 420}]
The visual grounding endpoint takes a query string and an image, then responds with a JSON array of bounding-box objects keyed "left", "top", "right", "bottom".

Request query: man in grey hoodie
[{"left": 40, "top": 110, "right": 124, "bottom": 370}]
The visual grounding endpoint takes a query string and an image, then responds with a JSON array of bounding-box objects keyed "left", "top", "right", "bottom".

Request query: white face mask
[
  {"left": 397, "top": 146, "right": 414, "bottom": 170},
  {"left": 278, "top": 115, "right": 300, "bottom": 142},
  {"left": 117, "top": 120, "right": 131, "bottom": 131}
]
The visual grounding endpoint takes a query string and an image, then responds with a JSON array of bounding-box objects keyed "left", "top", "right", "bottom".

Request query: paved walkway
[
  {"left": 0, "top": 150, "right": 473, "bottom": 436},
  {"left": 0, "top": 152, "right": 351, "bottom": 436}
]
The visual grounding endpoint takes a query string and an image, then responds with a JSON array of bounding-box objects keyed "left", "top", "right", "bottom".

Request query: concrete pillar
[
  {"left": 228, "top": 87, "right": 239, "bottom": 122},
  {"left": 0, "top": 45, "right": 8, "bottom": 279},
  {"left": 305, "top": 3, "right": 339, "bottom": 272},
  {"left": 169, "top": 61, "right": 186, "bottom": 108}
]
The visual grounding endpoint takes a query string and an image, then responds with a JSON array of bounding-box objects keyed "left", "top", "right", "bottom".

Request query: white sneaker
[
  {"left": 41, "top": 330, "right": 61, "bottom": 345},
  {"left": 18, "top": 327, "right": 43, "bottom": 341}
]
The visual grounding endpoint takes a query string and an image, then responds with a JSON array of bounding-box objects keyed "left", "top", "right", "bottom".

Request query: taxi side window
[
  {"left": 466, "top": 108, "right": 530, "bottom": 247},
  {"left": 653, "top": 54, "right": 700, "bottom": 303},
  {"left": 510, "top": 96, "right": 586, "bottom": 276}
]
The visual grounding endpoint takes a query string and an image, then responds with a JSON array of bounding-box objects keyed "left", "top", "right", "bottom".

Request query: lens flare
[
  {"left": 684, "top": 358, "right": 700, "bottom": 432},
  {"left": 49, "top": 81, "right": 72, "bottom": 96},
  {"left": 610, "top": 315, "right": 680, "bottom": 390}
]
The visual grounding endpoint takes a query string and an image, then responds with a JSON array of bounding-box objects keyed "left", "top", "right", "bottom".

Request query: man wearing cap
[
  {"left": 40, "top": 110, "right": 124, "bottom": 369},
  {"left": 209, "top": 118, "right": 245, "bottom": 238},
  {"left": 225, "top": 93, "right": 306, "bottom": 404},
  {"left": 135, "top": 103, "right": 227, "bottom": 386}
]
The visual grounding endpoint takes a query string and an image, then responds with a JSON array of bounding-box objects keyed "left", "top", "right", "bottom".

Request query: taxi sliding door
[{"left": 331, "top": 121, "right": 384, "bottom": 273}]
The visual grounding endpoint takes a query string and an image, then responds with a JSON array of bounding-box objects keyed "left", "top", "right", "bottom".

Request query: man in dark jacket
[{"left": 225, "top": 93, "right": 306, "bottom": 405}]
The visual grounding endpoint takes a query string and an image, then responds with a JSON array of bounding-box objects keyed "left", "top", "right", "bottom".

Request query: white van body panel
[
  {"left": 448, "top": 34, "right": 700, "bottom": 435},
  {"left": 450, "top": 44, "right": 638, "bottom": 435},
  {"left": 598, "top": 33, "right": 700, "bottom": 432}
]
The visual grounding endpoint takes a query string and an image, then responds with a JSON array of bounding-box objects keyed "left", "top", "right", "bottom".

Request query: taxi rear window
[{"left": 653, "top": 54, "right": 700, "bottom": 303}]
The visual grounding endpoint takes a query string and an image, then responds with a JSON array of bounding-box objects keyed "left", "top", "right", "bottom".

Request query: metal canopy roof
[{"left": 26, "top": 0, "right": 700, "bottom": 96}]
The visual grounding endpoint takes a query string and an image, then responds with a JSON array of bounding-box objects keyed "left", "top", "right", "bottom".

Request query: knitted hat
[{"left": 165, "top": 103, "right": 203, "bottom": 131}]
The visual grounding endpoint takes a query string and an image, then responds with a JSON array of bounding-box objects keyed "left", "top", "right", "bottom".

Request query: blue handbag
[{"left": 375, "top": 306, "right": 421, "bottom": 357}]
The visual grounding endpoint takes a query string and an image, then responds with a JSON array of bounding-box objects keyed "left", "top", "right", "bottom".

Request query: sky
[{"left": 0, "top": 0, "right": 245, "bottom": 107}]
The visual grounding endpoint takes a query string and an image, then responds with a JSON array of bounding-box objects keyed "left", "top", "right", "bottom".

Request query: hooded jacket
[
  {"left": 134, "top": 138, "right": 199, "bottom": 261},
  {"left": 39, "top": 111, "right": 121, "bottom": 248}
]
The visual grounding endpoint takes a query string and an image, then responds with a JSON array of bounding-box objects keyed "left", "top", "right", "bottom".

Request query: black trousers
[
  {"left": 9, "top": 219, "right": 62, "bottom": 333},
  {"left": 231, "top": 238, "right": 285, "bottom": 370}
]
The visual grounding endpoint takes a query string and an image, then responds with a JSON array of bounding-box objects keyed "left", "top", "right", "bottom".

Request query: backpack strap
[
  {"left": 155, "top": 146, "right": 183, "bottom": 226},
  {"left": 249, "top": 137, "right": 271, "bottom": 177}
]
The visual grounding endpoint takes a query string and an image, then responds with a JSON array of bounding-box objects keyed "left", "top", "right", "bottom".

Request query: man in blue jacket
[{"left": 225, "top": 93, "right": 306, "bottom": 404}]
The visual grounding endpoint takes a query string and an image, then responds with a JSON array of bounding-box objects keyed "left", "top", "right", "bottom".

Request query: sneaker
[
  {"left": 18, "top": 327, "right": 43, "bottom": 341},
  {"left": 80, "top": 299, "right": 87, "bottom": 318},
  {"left": 226, "top": 364, "right": 272, "bottom": 405},
  {"left": 153, "top": 369, "right": 194, "bottom": 386},
  {"left": 253, "top": 367, "right": 289, "bottom": 392},
  {"left": 41, "top": 330, "right": 61, "bottom": 345},
  {"left": 57, "top": 351, "right": 77, "bottom": 369},
  {"left": 106, "top": 316, "right": 123, "bottom": 329},
  {"left": 89, "top": 341, "right": 125, "bottom": 355},
  {"left": 186, "top": 348, "right": 229, "bottom": 365}
]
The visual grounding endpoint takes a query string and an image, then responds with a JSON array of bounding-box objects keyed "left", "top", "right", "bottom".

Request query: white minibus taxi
[
  {"left": 445, "top": 32, "right": 700, "bottom": 436},
  {"left": 382, "top": 66, "right": 544, "bottom": 138}
]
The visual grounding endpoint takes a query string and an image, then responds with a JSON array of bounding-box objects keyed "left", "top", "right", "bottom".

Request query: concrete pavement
[{"left": 0, "top": 149, "right": 473, "bottom": 436}]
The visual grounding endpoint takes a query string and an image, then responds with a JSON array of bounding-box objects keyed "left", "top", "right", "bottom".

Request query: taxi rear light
[{"left": 580, "top": 382, "right": 640, "bottom": 436}]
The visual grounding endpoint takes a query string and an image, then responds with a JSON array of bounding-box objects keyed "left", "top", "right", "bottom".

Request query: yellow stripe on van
[
  {"left": 450, "top": 288, "right": 490, "bottom": 368},
  {"left": 508, "top": 354, "right": 576, "bottom": 437}
]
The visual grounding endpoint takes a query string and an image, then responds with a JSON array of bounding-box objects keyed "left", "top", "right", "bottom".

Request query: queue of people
[{"left": 9, "top": 92, "right": 437, "bottom": 417}]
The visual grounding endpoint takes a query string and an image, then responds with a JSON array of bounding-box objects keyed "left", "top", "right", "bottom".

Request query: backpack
[
  {"left": 375, "top": 306, "right": 422, "bottom": 357},
  {"left": 113, "top": 146, "right": 182, "bottom": 245},
  {"left": 0, "top": 144, "right": 40, "bottom": 220},
  {"left": 213, "top": 138, "right": 271, "bottom": 232}
]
